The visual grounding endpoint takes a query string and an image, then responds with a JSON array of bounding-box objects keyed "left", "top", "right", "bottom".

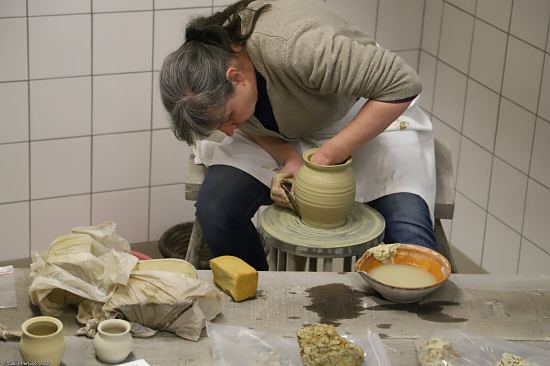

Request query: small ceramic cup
[
  {"left": 93, "top": 319, "right": 133, "bottom": 364},
  {"left": 19, "top": 316, "right": 65, "bottom": 366}
]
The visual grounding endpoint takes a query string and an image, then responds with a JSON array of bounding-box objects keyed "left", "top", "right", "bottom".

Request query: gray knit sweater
[{"left": 238, "top": 0, "right": 422, "bottom": 139}]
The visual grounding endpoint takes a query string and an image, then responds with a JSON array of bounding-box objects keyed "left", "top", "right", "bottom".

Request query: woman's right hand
[{"left": 270, "top": 157, "right": 303, "bottom": 211}]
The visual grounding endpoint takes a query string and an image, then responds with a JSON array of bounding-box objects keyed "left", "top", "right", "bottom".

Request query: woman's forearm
[
  {"left": 241, "top": 131, "right": 303, "bottom": 172},
  {"left": 313, "top": 99, "right": 413, "bottom": 165}
]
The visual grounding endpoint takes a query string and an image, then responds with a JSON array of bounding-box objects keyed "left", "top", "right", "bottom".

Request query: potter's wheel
[{"left": 259, "top": 202, "right": 385, "bottom": 258}]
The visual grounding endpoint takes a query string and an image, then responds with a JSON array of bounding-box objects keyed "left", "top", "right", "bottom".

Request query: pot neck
[
  {"left": 98, "top": 329, "right": 130, "bottom": 338},
  {"left": 302, "top": 148, "right": 352, "bottom": 170},
  {"left": 303, "top": 157, "right": 352, "bottom": 171},
  {"left": 22, "top": 319, "right": 63, "bottom": 339}
]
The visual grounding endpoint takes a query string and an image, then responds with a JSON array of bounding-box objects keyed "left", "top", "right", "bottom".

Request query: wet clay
[
  {"left": 367, "top": 301, "right": 468, "bottom": 323},
  {"left": 304, "top": 283, "right": 366, "bottom": 326},
  {"left": 366, "top": 243, "right": 399, "bottom": 262}
]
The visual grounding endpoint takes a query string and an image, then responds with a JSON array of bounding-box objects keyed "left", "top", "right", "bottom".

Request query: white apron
[{"left": 194, "top": 96, "right": 436, "bottom": 223}]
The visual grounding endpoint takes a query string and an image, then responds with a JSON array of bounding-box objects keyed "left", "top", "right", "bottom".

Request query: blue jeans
[
  {"left": 196, "top": 165, "right": 438, "bottom": 270},
  {"left": 367, "top": 193, "right": 438, "bottom": 251}
]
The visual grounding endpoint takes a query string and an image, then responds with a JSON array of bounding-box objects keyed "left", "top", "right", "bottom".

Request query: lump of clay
[
  {"left": 417, "top": 337, "right": 459, "bottom": 366},
  {"left": 209, "top": 255, "right": 258, "bottom": 302},
  {"left": 366, "top": 243, "right": 400, "bottom": 263},
  {"left": 296, "top": 323, "right": 364, "bottom": 366},
  {"left": 497, "top": 352, "right": 539, "bottom": 366}
]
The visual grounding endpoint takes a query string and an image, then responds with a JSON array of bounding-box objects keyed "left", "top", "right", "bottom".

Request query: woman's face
[{"left": 217, "top": 61, "right": 257, "bottom": 136}]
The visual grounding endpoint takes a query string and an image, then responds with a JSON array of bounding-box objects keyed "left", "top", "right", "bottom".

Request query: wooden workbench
[{"left": 1, "top": 269, "right": 549, "bottom": 365}]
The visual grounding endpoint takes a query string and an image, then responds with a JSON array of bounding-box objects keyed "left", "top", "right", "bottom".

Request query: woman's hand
[
  {"left": 239, "top": 130, "right": 304, "bottom": 210},
  {"left": 270, "top": 156, "right": 304, "bottom": 210},
  {"left": 310, "top": 147, "right": 344, "bottom": 165}
]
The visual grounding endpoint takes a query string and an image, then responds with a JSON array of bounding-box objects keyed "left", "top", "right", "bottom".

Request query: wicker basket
[{"left": 158, "top": 222, "right": 212, "bottom": 270}]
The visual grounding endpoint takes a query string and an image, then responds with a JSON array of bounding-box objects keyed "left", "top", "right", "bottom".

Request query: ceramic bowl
[
  {"left": 355, "top": 244, "right": 451, "bottom": 303},
  {"left": 133, "top": 258, "right": 198, "bottom": 279}
]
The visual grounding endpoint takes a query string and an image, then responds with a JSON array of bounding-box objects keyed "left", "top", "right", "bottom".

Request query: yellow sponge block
[{"left": 209, "top": 256, "right": 258, "bottom": 302}]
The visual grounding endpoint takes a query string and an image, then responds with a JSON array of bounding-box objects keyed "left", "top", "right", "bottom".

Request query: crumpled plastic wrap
[
  {"left": 416, "top": 330, "right": 550, "bottom": 366},
  {"left": 76, "top": 269, "right": 221, "bottom": 341},
  {"left": 29, "top": 220, "right": 138, "bottom": 315},
  {"left": 28, "top": 220, "right": 221, "bottom": 341},
  {"left": 207, "top": 322, "right": 392, "bottom": 366},
  {"left": 0, "top": 265, "right": 17, "bottom": 308}
]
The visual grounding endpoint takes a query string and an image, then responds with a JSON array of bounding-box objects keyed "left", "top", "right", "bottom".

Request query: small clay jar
[
  {"left": 294, "top": 148, "right": 356, "bottom": 229},
  {"left": 93, "top": 319, "right": 133, "bottom": 364},
  {"left": 19, "top": 316, "right": 65, "bottom": 366}
]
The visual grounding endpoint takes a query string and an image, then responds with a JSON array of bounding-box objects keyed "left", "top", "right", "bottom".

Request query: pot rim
[
  {"left": 97, "top": 319, "right": 131, "bottom": 336},
  {"left": 302, "top": 148, "right": 352, "bottom": 169},
  {"left": 21, "top": 316, "right": 63, "bottom": 338}
]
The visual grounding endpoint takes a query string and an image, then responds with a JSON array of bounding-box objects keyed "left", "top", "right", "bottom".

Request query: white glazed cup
[{"left": 93, "top": 319, "right": 133, "bottom": 364}]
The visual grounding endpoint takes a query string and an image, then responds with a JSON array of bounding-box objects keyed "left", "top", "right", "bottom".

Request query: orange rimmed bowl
[{"left": 355, "top": 244, "right": 451, "bottom": 303}]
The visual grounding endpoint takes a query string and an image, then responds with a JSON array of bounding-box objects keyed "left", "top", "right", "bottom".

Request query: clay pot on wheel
[
  {"left": 294, "top": 148, "right": 356, "bottom": 229},
  {"left": 19, "top": 316, "right": 65, "bottom": 366}
]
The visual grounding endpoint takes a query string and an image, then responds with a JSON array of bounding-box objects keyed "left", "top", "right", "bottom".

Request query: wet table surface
[{"left": 1, "top": 269, "right": 550, "bottom": 365}]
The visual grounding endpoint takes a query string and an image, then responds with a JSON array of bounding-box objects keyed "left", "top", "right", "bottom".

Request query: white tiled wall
[
  {"left": 1, "top": 0, "right": 549, "bottom": 276},
  {"left": 0, "top": 0, "right": 209, "bottom": 260},
  {"left": 421, "top": 0, "right": 550, "bottom": 275}
]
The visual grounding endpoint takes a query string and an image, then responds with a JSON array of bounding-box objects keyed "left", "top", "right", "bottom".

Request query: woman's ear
[{"left": 226, "top": 67, "right": 245, "bottom": 84}]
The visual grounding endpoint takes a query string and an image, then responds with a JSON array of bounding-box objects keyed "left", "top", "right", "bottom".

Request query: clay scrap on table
[
  {"left": 296, "top": 323, "right": 364, "bottom": 366},
  {"left": 417, "top": 337, "right": 459, "bottom": 366},
  {"left": 497, "top": 352, "right": 539, "bottom": 366}
]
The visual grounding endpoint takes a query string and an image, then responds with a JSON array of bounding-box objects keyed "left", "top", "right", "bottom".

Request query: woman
[{"left": 160, "top": 0, "right": 437, "bottom": 270}]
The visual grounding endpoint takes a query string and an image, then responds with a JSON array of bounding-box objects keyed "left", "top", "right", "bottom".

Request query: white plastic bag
[
  {"left": 416, "top": 330, "right": 550, "bottom": 366},
  {"left": 0, "top": 265, "right": 17, "bottom": 308},
  {"left": 207, "top": 322, "right": 392, "bottom": 366},
  {"left": 28, "top": 220, "right": 138, "bottom": 315}
]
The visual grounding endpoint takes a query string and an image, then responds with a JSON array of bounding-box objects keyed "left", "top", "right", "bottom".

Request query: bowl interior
[
  {"left": 133, "top": 258, "right": 198, "bottom": 279},
  {"left": 356, "top": 244, "right": 451, "bottom": 288}
]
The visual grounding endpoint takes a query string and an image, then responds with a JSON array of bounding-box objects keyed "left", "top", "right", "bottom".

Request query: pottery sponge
[{"left": 209, "top": 256, "right": 258, "bottom": 302}]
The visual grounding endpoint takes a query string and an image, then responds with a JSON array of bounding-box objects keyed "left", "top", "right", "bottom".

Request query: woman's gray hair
[
  {"left": 158, "top": 0, "right": 271, "bottom": 145},
  {"left": 159, "top": 43, "right": 234, "bottom": 145}
]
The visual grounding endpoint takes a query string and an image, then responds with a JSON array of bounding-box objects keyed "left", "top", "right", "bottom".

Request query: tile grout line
[
  {"left": 0, "top": 182, "right": 187, "bottom": 207},
  {"left": 3, "top": 6, "right": 212, "bottom": 19},
  {"left": 516, "top": 7, "right": 550, "bottom": 272},
  {"left": 458, "top": 0, "right": 485, "bottom": 268},
  {"left": 485, "top": 0, "right": 526, "bottom": 273},
  {"left": 470, "top": 0, "right": 490, "bottom": 269},
  {"left": 147, "top": 4, "right": 156, "bottom": 243},
  {"left": 90, "top": 0, "right": 94, "bottom": 227},
  {"left": 475, "top": 0, "right": 501, "bottom": 270},
  {"left": 510, "top": 0, "right": 526, "bottom": 274},
  {"left": 432, "top": 1, "right": 452, "bottom": 240},
  {"left": 417, "top": 0, "right": 427, "bottom": 73},
  {"left": 26, "top": 0, "right": 31, "bottom": 259},
  {"left": 373, "top": 0, "right": 379, "bottom": 41}
]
